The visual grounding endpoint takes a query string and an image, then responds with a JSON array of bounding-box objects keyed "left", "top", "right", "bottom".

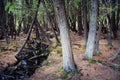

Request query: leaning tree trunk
[
  {"left": 84, "top": 0, "right": 99, "bottom": 60},
  {"left": 15, "top": 0, "right": 41, "bottom": 58},
  {"left": 53, "top": 0, "right": 76, "bottom": 72}
]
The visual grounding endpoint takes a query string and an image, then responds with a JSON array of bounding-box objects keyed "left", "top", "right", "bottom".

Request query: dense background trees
[{"left": 0, "top": 0, "right": 119, "bottom": 72}]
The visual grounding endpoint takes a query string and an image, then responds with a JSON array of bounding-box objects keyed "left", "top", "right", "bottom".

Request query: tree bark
[
  {"left": 42, "top": 0, "right": 60, "bottom": 44},
  {"left": 94, "top": 22, "right": 102, "bottom": 55},
  {"left": 111, "top": 0, "right": 117, "bottom": 38},
  {"left": 84, "top": 0, "right": 99, "bottom": 60},
  {"left": 83, "top": 0, "right": 88, "bottom": 45},
  {"left": 35, "top": 18, "right": 51, "bottom": 44},
  {"left": 78, "top": 2, "right": 83, "bottom": 35},
  {"left": 0, "top": 0, "right": 10, "bottom": 43},
  {"left": 116, "top": 0, "right": 120, "bottom": 30},
  {"left": 53, "top": 0, "right": 76, "bottom": 72}
]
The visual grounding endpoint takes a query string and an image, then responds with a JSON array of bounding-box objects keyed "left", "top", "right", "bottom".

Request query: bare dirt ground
[{"left": 0, "top": 31, "right": 120, "bottom": 80}]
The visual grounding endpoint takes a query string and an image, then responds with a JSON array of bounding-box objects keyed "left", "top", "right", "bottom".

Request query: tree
[
  {"left": 42, "top": 0, "right": 60, "bottom": 44},
  {"left": 111, "top": 0, "right": 117, "bottom": 38},
  {"left": 53, "top": 0, "right": 76, "bottom": 72},
  {"left": 83, "top": 0, "right": 88, "bottom": 45},
  {"left": 84, "top": 0, "right": 99, "bottom": 60},
  {"left": 78, "top": 1, "right": 83, "bottom": 35},
  {"left": 0, "top": 0, "right": 10, "bottom": 43}
]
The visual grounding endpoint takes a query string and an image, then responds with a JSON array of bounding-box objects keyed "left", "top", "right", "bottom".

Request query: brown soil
[{"left": 0, "top": 32, "right": 120, "bottom": 80}]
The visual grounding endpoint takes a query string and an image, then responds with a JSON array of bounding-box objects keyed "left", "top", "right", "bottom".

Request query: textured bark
[
  {"left": 84, "top": 0, "right": 99, "bottom": 60},
  {"left": 53, "top": 0, "right": 76, "bottom": 72},
  {"left": 116, "top": 0, "right": 120, "bottom": 30},
  {"left": 8, "top": 13, "right": 17, "bottom": 39},
  {"left": 42, "top": 0, "right": 60, "bottom": 44},
  {"left": 0, "top": 0, "right": 10, "bottom": 43},
  {"left": 35, "top": 18, "right": 51, "bottom": 44},
  {"left": 83, "top": 0, "right": 88, "bottom": 45},
  {"left": 78, "top": 2, "right": 83, "bottom": 35},
  {"left": 111, "top": 0, "right": 117, "bottom": 38},
  {"left": 107, "top": 15, "right": 112, "bottom": 46},
  {"left": 94, "top": 22, "right": 102, "bottom": 55}
]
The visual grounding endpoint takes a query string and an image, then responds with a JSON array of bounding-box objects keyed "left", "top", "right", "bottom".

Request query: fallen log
[{"left": 109, "top": 48, "right": 120, "bottom": 61}]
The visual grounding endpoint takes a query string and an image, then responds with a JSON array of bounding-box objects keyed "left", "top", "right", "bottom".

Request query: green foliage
[
  {"left": 59, "top": 66, "right": 63, "bottom": 71},
  {"left": 74, "top": 0, "right": 81, "bottom": 8},
  {"left": 98, "top": 16, "right": 107, "bottom": 22},
  {"left": 5, "top": 2, "right": 17, "bottom": 14}
]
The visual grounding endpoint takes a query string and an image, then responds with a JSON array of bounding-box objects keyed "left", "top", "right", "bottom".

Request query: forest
[{"left": 0, "top": 0, "right": 120, "bottom": 80}]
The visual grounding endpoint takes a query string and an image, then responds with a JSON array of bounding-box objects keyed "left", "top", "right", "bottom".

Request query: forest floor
[{"left": 0, "top": 31, "right": 120, "bottom": 80}]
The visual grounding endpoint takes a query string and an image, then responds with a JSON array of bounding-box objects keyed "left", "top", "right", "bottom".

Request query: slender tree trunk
[
  {"left": 78, "top": 2, "right": 83, "bottom": 35},
  {"left": 42, "top": 0, "right": 60, "bottom": 44},
  {"left": 17, "top": 18, "right": 23, "bottom": 36},
  {"left": 84, "top": 0, "right": 99, "bottom": 60},
  {"left": 0, "top": 0, "right": 10, "bottom": 44},
  {"left": 116, "top": 0, "right": 120, "bottom": 30},
  {"left": 83, "top": 0, "right": 88, "bottom": 45},
  {"left": 94, "top": 22, "right": 102, "bottom": 55},
  {"left": 107, "top": 15, "right": 112, "bottom": 46},
  {"left": 53, "top": 0, "right": 76, "bottom": 72},
  {"left": 35, "top": 18, "right": 51, "bottom": 44},
  {"left": 111, "top": 0, "right": 117, "bottom": 38}
]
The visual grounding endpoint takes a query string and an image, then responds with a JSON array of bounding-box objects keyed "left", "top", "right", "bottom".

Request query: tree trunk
[
  {"left": 42, "top": 0, "right": 60, "bottom": 44},
  {"left": 83, "top": 0, "right": 88, "bottom": 45},
  {"left": 94, "top": 22, "right": 102, "bottom": 55},
  {"left": 116, "top": 0, "right": 120, "bottom": 30},
  {"left": 78, "top": 2, "right": 83, "bottom": 36},
  {"left": 0, "top": 0, "right": 10, "bottom": 43},
  {"left": 53, "top": 0, "right": 76, "bottom": 72},
  {"left": 111, "top": 0, "right": 117, "bottom": 38},
  {"left": 35, "top": 18, "right": 51, "bottom": 44},
  {"left": 84, "top": 0, "right": 99, "bottom": 60},
  {"left": 8, "top": 13, "right": 17, "bottom": 39},
  {"left": 107, "top": 15, "right": 112, "bottom": 46}
]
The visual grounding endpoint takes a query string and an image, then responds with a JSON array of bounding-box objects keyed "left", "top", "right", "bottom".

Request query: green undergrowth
[
  {"left": 89, "top": 60, "right": 97, "bottom": 64},
  {"left": 49, "top": 44, "right": 62, "bottom": 56},
  {"left": 57, "top": 66, "right": 76, "bottom": 80}
]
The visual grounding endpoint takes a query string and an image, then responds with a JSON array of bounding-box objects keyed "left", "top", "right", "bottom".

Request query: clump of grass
[
  {"left": 58, "top": 66, "right": 76, "bottom": 80},
  {"left": 57, "top": 49, "right": 62, "bottom": 56},
  {"left": 82, "top": 45, "right": 86, "bottom": 51},
  {"left": 0, "top": 46, "right": 7, "bottom": 52},
  {"left": 89, "top": 60, "right": 97, "bottom": 64}
]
